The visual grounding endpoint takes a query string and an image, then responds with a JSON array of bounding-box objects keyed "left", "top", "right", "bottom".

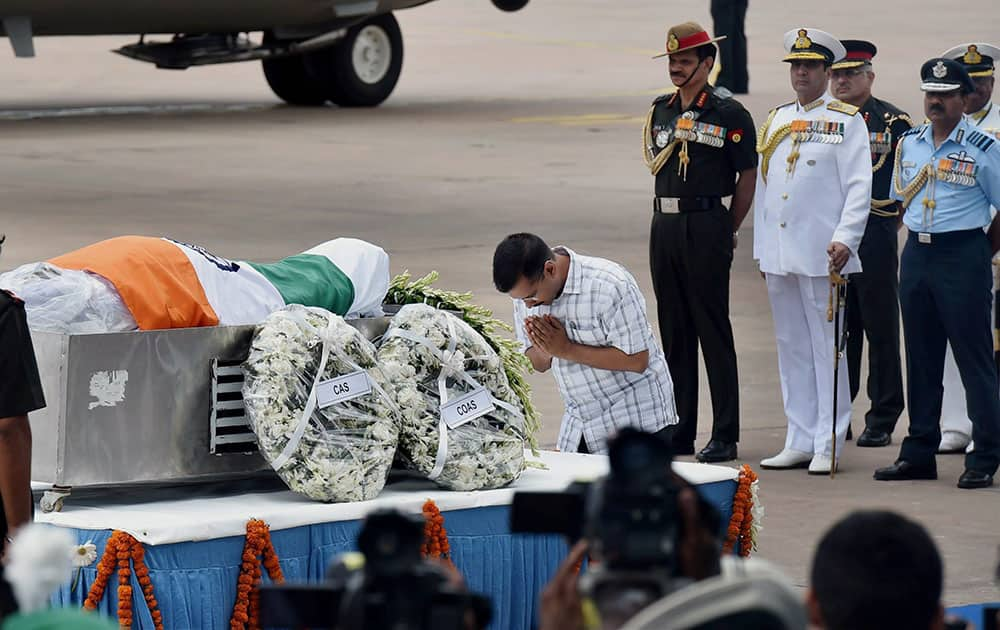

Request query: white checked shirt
[{"left": 512, "top": 247, "right": 677, "bottom": 454}]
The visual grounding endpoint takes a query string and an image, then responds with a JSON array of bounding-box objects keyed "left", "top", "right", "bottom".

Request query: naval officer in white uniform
[{"left": 753, "top": 27, "right": 872, "bottom": 474}]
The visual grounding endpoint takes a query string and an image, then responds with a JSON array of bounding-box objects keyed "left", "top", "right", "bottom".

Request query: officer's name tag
[
  {"left": 317, "top": 370, "right": 372, "bottom": 408},
  {"left": 441, "top": 388, "right": 495, "bottom": 429}
]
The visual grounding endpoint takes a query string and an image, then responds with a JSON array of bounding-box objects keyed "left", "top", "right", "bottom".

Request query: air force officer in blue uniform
[{"left": 875, "top": 58, "right": 1000, "bottom": 489}]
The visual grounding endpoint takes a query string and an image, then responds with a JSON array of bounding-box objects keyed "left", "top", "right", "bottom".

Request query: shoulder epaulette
[
  {"left": 968, "top": 130, "right": 996, "bottom": 152},
  {"left": 827, "top": 100, "right": 860, "bottom": 116},
  {"left": 899, "top": 125, "right": 923, "bottom": 139},
  {"left": 710, "top": 87, "right": 732, "bottom": 101},
  {"left": 652, "top": 92, "right": 675, "bottom": 105},
  {"left": 771, "top": 100, "right": 794, "bottom": 114}
]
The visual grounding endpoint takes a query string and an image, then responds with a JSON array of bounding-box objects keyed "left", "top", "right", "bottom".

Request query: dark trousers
[
  {"left": 845, "top": 215, "right": 905, "bottom": 432},
  {"left": 899, "top": 230, "right": 1000, "bottom": 475},
  {"left": 710, "top": 0, "right": 749, "bottom": 94},
  {"left": 649, "top": 206, "right": 739, "bottom": 447}
]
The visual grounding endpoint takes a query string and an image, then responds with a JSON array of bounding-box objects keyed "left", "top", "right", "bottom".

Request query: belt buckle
[
  {"left": 918, "top": 232, "right": 931, "bottom": 244},
  {"left": 659, "top": 198, "right": 680, "bottom": 214}
]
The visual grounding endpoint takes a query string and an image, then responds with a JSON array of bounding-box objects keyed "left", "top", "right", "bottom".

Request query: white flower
[
  {"left": 749, "top": 478, "right": 764, "bottom": 551},
  {"left": 377, "top": 304, "right": 527, "bottom": 491},
  {"left": 243, "top": 305, "right": 400, "bottom": 503},
  {"left": 70, "top": 541, "right": 97, "bottom": 568}
]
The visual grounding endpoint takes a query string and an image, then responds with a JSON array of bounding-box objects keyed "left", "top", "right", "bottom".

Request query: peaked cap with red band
[
  {"left": 653, "top": 22, "right": 725, "bottom": 59},
  {"left": 832, "top": 40, "right": 877, "bottom": 70}
]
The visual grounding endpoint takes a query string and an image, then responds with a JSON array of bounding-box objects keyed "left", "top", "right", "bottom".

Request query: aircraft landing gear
[
  {"left": 262, "top": 13, "right": 403, "bottom": 108},
  {"left": 261, "top": 33, "right": 328, "bottom": 106}
]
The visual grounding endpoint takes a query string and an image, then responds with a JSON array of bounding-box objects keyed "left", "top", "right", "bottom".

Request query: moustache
[{"left": 928, "top": 105, "right": 945, "bottom": 113}]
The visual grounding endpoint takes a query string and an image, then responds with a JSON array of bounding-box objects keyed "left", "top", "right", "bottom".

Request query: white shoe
[
  {"left": 966, "top": 441, "right": 975, "bottom": 454},
  {"left": 808, "top": 454, "right": 838, "bottom": 475},
  {"left": 938, "top": 431, "right": 971, "bottom": 454},
  {"left": 760, "top": 449, "right": 812, "bottom": 470}
]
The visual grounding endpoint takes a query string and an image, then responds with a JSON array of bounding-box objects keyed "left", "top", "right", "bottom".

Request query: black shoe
[
  {"left": 673, "top": 442, "right": 695, "bottom": 456},
  {"left": 957, "top": 470, "right": 994, "bottom": 489},
  {"left": 846, "top": 425, "right": 853, "bottom": 441},
  {"left": 856, "top": 428, "right": 892, "bottom": 448},
  {"left": 696, "top": 440, "right": 737, "bottom": 463},
  {"left": 873, "top": 460, "right": 937, "bottom": 481}
]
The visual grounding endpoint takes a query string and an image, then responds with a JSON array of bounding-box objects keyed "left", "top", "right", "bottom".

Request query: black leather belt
[{"left": 653, "top": 196, "right": 724, "bottom": 213}]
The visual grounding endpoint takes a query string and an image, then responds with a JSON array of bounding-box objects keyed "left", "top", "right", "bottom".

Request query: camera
[
  {"left": 510, "top": 428, "right": 720, "bottom": 626},
  {"left": 259, "top": 509, "right": 492, "bottom": 630}
]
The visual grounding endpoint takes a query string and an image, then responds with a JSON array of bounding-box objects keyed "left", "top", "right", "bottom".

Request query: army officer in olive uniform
[
  {"left": 830, "top": 39, "right": 912, "bottom": 448},
  {"left": 644, "top": 21, "right": 757, "bottom": 463}
]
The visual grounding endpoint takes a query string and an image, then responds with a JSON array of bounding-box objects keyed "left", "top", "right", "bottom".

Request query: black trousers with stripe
[
  {"left": 649, "top": 205, "right": 739, "bottom": 448},
  {"left": 710, "top": 0, "right": 749, "bottom": 94}
]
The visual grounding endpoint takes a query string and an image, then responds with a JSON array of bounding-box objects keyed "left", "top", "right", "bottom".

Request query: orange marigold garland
[
  {"left": 83, "top": 530, "right": 163, "bottom": 630},
  {"left": 722, "top": 465, "right": 760, "bottom": 557},
  {"left": 83, "top": 536, "right": 117, "bottom": 613},
  {"left": 230, "top": 518, "right": 285, "bottom": 630},
  {"left": 420, "top": 499, "right": 453, "bottom": 567}
]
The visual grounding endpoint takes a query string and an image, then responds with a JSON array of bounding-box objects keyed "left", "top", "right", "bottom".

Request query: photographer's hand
[{"left": 539, "top": 540, "right": 589, "bottom": 630}]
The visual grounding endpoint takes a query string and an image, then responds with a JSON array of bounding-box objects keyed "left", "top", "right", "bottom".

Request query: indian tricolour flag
[{"left": 49, "top": 236, "right": 389, "bottom": 330}]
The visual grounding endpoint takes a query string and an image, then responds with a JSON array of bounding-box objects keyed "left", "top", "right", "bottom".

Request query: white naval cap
[
  {"left": 782, "top": 28, "right": 846, "bottom": 65},
  {"left": 940, "top": 42, "right": 1000, "bottom": 77}
]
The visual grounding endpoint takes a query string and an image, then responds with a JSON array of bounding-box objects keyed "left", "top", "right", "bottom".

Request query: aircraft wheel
[
  {"left": 304, "top": 13, "right": 403, "bottom": 107},
  {"left": 261, "top": 32, "right": 329, "bottom": 106}
]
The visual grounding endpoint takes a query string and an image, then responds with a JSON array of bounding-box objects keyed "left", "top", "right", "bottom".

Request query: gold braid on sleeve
[{"left": 642, "top": 106, "right": 678, "bottom": 176}]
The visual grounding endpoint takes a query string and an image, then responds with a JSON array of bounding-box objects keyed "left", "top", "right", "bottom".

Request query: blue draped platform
[
  {"left": 946, "top": 603, "right": 1000, "bottom": 629},
  {"left": 39, "top": 453, "right": 738, "bottom": 630}
]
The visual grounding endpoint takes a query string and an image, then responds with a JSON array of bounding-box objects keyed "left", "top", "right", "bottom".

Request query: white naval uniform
[
  {"left": 941, "top": 102, "right": 1000, "bottom": 445},
  {"left": 753, "top": 93, "right": 872, "bottom": 458}
]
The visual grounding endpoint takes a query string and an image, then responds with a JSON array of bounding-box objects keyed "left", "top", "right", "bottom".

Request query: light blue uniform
[{"left": 892, "top": 117, "right": 1000, "bottom": 476}]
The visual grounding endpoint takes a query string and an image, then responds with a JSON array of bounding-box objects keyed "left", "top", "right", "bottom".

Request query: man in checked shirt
[{"left": 492, "top": 233, "right": 678, "bottom": 455}]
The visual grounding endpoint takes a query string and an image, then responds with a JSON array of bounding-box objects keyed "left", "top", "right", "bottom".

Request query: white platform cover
[{"left": 34, "top": 450, "right": 737, "bottom": 545}]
